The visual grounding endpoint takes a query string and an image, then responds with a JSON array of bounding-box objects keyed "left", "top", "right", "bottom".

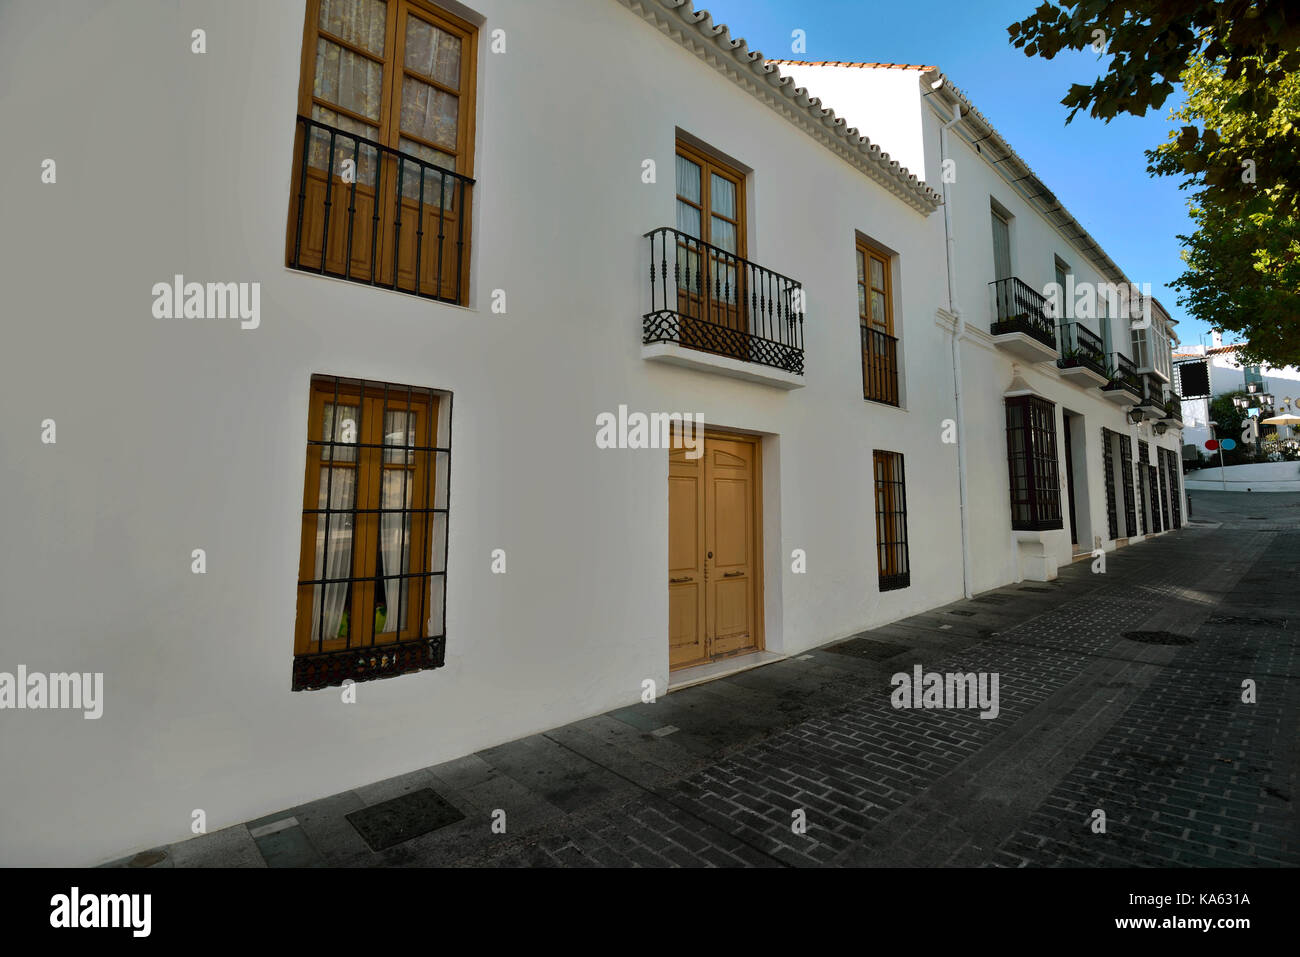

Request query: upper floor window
[
  {"left": 1053, "top": 258, "right": 1069, "bottom": 299},
  {"left": 990, "top": 207, "right": 1012, "bottom": 282},
  {"left": 287, "top": 0, "right": 478, "bottom": 304},
  {"left": 642, "top": 140, "right": 805, "bottom": 376},
  {"left": 1132, "top": 318, "right": 1172, "bottom": 379},
  {"left": 667, "top": 139, "right": 753, "bottom": 361},
  {"left": 675, "top": 141, "right": 746, "bottom": 260},
  {"left": 1004, "top": 394, "right": 1063, "bottom": 532},
  {"left": 858, "top": 238, "right": 899, "bottom": 406}
]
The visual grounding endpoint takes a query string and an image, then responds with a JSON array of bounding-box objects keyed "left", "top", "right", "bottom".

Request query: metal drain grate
[
  {"left": 345, "top": 787, "right": 465, "bottom": 851},
  {"left": 949, "top": 610, "right": 976, "bottom": 617},
  {"left": 825, "top": 639, "right": 909, "bottom": 661},
  {"left": 1019, "top": 586, "right": 1052, "bottom": 593},
  {"left": 1206, "top": 615, "right": 1287, "bottom": 628},
  {"left": 1122, "top": 630, "right": 1194, "bottom": 646}
]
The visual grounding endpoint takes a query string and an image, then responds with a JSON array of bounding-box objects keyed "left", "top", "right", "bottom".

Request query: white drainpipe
[{"left": 937, "top": 87, "right": 972, "bottom": 598}]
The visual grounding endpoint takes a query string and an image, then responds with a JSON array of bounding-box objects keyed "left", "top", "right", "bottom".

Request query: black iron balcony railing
[
  {"left": 1139, "top": 372, "right": 1166, "bottom": 409},
  {"left": 1102, "top": 352, "right": 1142, "bottom": 399},
  {"left": 644, "top": 227, "right": 805, "bottom": 374},
  {"left": 1163, "top": 391, "right": 1183, "bottom": 423},
  {"left": 288, "top": 115, "right": 475, "bottom": 305},
  {"left": 1057, "top": 322, "right": 1107, "bottom": 377},
  {"left": 989, "top": 277, "right": 1056, "bottom": 350},
  {"left": 861, "top": 326, "right": 900, "bottom": 406}
]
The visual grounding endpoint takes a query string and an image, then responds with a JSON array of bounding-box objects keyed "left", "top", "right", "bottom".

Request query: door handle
[
  {"left": 723, "top": 571, "right": 744, "bottom": 578},
  {"left": 670, "top": 576, "right": 693, "bottom": 583}
]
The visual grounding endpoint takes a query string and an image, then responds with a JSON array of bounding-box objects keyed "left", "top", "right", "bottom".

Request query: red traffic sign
[{"left": 1205, "top": 439, "right": 1219, "bottom": 451}]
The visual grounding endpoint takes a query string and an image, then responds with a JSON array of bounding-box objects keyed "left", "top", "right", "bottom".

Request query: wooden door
[
  {"left": 668, "top": 439, "right": 707, "bottom": 668},
  {"left": 668, "top": 432, "right": 762, "bottom": 670}
]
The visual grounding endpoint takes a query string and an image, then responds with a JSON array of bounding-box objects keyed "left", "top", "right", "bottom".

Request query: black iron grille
[
  {"left": 643, "top": 226, "right": 805, "bottom": 375},
  {"left": 873, "top": 450, "right": 911, "bottom": 592},
  {"left": 292, "top": 374, "right": 451, "bottom": 691},
  {"left": 288, "top": 115, "right": 474, "bottom": 306}
]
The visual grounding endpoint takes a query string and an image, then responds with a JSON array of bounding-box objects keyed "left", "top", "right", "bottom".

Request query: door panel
[
  {"left": 668, "top": 448, "right": 707, "bottom": 668},
  {"left": 667, "top": 434, "right": 760, "bottom": 669},
  {"left": 705, "top": 440, "right": 756, "bottom": 657}
]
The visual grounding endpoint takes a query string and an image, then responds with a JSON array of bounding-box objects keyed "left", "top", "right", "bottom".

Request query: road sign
[
  {"left": 1205, "top": 439, "right": 1219, "bottom": 451},
  {"left": 1221, "top": 438, "right": 1237, "bottom": 451}
]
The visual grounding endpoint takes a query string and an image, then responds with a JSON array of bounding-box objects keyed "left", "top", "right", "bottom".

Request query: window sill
[
  {"left": 291, "top": 636, "right": 445, "bottom": 692},
  {"left": 283, "top": 266, "right": 479, "bottom": 314},
  {"left": 641, "top": 342, "right": 805, "bottom": 390},
  {"left": 864, "top": 396, "right": 906, "bottom": 412}
]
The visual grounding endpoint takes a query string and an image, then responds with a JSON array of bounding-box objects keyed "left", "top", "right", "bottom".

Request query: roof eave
[{"left": 615, "top": 0, "right": 942, "bottom": 215}]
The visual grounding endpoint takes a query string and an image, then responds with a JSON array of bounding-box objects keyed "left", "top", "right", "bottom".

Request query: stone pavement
[{"left": 110, "top": 490, "right": 1299, "bottom": 867}]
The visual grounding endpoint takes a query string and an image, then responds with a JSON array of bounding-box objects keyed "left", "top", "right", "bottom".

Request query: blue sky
[{"left": 697, "top": 0, "right": 1213, "bottom": 350}]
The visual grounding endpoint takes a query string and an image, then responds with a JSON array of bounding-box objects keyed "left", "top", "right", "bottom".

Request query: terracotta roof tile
[{"left": 766, "top": 59, "right": 938, "bottom": 71}]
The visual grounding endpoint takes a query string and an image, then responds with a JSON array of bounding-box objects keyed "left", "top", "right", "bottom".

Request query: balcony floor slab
[
  {"left": 641, "top": 342, "right": 805, "bottom": 390},
  {"left": 990, "top": 331, "right": 1058, "bottom": 364}
]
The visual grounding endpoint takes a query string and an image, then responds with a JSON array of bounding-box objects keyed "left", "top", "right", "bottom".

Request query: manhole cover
[
  {"left": 825, "top": 639, "right": 908, "bottom": 661},
  {"left": 346, "top": 787, "right": 465, "bottom": 851},
  {"left": 973, "top": 595, "right": 1011, "bottom": 605},
  {"left": 949, "top": 610, "right": 976, "bottom": 617},
  {"left": 1122, "top": 630, "right": 1194, "bottom": 646},
  {"left": 1019, "top": 586, "right": 1051, "bottom": 593}
]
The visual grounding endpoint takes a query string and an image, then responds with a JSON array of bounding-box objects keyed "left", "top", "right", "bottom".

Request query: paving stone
[
  {"left": 159, "top": 495, "right": 1297, "bottom": 868},
  {"left": 168, "top": 824, "right": 266, "bottom": 868}
]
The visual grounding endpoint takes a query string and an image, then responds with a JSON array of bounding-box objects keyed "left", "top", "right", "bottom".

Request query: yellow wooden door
[
  {"left": 668, "top": 433, "right": 761, "bottom": 670},
  {"left": 668, "top": 439, "right": 707, "bottom": 669},
  {"left": 705, "top": 437, "right": 758, "bottom": 658}
]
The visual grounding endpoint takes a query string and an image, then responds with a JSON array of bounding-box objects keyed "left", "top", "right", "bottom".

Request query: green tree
[
  {"left": 1008, "top": 2, "right": 1300, "bottom": 215},
  {"left": 1009, "top": 3, "right": 1300, "bottom": 366},
  {"left": 1147, "top": 54, "right": 1300, "bottom": 366},
  {"left": 1209, "top": 390, "right": 1262, "bottom": 464}
]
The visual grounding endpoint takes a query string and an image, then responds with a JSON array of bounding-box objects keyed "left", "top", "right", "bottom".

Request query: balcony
[
  {"left": 988, "top": 277, "right": 1058, "bottom": 362},
  {"left": 1101, "top": 352, "right": 1142, "bottom": 404},
  {"left": 1160, "top": 391, "right": 1184, "bottom": 426},
  {"left": 861, "top": 326, "right": 900, "bottom": 407},
  {"left": 1135, "top": 372, "right": 1166, "bottom": 419},
  {"left": 1056, "top": 322, "right": 1108, "bottom": 386},
  {"left": 287, "top": 116, "right": 474, "bottom": 305},
  {"left": 643, "top": 227, "right": 805, "bottom": 387}
]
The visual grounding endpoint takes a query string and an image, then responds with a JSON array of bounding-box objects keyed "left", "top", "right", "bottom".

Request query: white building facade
[{"left": 0, "top": 0, "right": 1184, "bottom": 866}]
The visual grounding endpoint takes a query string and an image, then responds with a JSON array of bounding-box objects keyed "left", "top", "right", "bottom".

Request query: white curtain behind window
[
  {"left": 312, "top": 469, "right": 357, "bottom": 642},
  {"left": 378, "top": 409, "right": 415, "bottom": 633}
]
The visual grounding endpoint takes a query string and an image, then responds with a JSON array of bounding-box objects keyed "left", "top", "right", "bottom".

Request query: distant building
[{"left": 1175, "top": 332, "right": 1300, "bottom": 450}]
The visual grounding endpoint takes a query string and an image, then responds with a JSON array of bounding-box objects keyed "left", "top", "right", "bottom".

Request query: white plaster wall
[
  {"left": 0, "top": 0, "right": 960, "bottom": 866},
  {"left": 906, "top": 80, "right": 1187, "bottom": 585},
  {"left": 770, "top": 64, "right": 928, "bottom": 180}
]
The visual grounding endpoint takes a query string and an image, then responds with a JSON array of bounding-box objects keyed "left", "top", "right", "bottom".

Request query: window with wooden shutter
[
  {"left": 873, "top": 450, "right": 910, "bottom": 591},
  {"left": 293, "top": 374, "right": 450, "bottom": 691},
  {"left": 287, "top": 0, "right": 478, "bottom": 304}
]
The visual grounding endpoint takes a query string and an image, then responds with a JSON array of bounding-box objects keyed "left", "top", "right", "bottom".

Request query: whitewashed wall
[
  {"left": 0, "top": 0, "right": 965, "bottom": 866},
  {"left": 770, "top": 64, "right": 1187, "bottom": 587}
]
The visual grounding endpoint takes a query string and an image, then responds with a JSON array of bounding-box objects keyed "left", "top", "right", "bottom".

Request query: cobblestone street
[{"left": 127, "top": 491, "right": 1298, "bottom": 868}]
